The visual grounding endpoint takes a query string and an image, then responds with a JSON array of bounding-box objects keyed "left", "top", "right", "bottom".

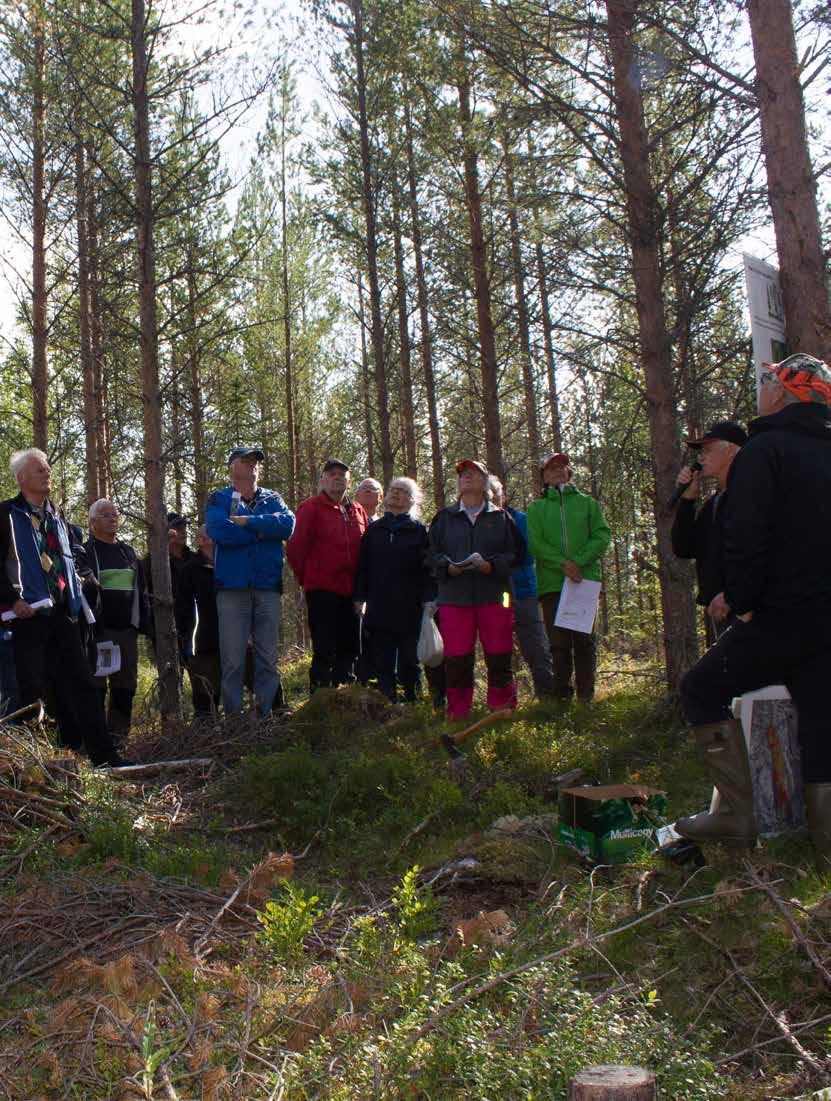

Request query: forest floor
[{"left": 1, "top": 658, "right": 830, "bottom": 1100}]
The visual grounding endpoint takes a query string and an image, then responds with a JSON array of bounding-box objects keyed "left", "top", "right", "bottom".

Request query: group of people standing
[
  {"left": 0, "top": 442, "right": 613, "bottom": 761},
  {"left": 288, "top": 452, "right": 611, "bottom": 721}
]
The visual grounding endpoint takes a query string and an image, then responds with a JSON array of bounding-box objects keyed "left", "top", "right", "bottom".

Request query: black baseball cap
[
  {"left": 322, "top": 458, "right": 349, "bottom": 473},
  {"left": 166, "top": 511, "right": 189, "bottom": 528},
  {"left": 227, "top": 446, "right": 265, "bottom": 464},
  {"left": 686, "top": 421, "right": 747, "bottom": 448}
]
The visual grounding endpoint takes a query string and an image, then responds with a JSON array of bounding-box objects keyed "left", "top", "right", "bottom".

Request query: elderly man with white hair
[
  {"left": 0, "top": 449, "right": 124, "bottom": 765},
  {"left": 75, "top": 498, "right": 151, "bottom": 737},
  {"left": 354, "top": 477, "right": 384, "bottom": 522}
]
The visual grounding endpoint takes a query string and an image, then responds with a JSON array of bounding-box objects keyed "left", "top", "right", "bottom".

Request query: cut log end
[{"left": 569, "top": 1064, "right": 657, "bottom": 1100}]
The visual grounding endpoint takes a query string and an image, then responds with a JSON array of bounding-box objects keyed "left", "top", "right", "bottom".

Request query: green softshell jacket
[{"left": 526, "top": 484, "right": 611, "bottom": 595}]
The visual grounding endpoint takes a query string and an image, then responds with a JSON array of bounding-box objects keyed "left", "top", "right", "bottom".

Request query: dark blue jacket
[
  {"left": 507, "top": 507, "right": 537, "bottom": 600},
  {"left": 206, "top": 485, "right": 295, "bottom": 592},
  {"left": 0, "top": 495, "right": 85, "bottom": 618},
  {"left": 353, "top": 513, "right": 434, "bottom": 632}
]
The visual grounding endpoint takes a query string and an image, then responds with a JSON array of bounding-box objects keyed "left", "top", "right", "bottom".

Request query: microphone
[{"left": 667, "top": 461, "right": 702, "bottom": 509}]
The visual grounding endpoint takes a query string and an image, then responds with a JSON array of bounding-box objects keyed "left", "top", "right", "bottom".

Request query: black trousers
[
  {"left": 370, "top": 627, "right": 420, "bottom": 702},
  {"left": 12, "top": 610, "right": 116, "bottom": 764},
  {"left": 680, "top": 602, "right": 831, "bottom": 783},
  {"left": 539, "top": 591, "right": 597, "bottom": 701},
  {"left": 306, "top": 590, "right": 360, "bottom": 691}
]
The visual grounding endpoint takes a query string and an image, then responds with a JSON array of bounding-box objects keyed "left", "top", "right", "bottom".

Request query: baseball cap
[
  {"left": 227, "top": 447, "right": 265, "bottom": 464},
  {"left": 686, "top": 421, "right": 747, "bottom": 448},
  {"left": 540, "top": 451, "right": 570, "bottom": 469},
  {"left": 166, "top": 511, "right": 189, "bottom": 529},
  {"left": 766, "top": 354, "right": 831, "bottom": 405},
  {"left": 455, "top": 459, "right": 488, "bottom": 476},
  {"left": 322, "top": 458, "right": 349, "bottom": 473}
]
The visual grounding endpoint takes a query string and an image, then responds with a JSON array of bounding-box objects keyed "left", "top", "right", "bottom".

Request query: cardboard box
[{"left": 557, "top": 784, "right": 667, "bottom": 863}]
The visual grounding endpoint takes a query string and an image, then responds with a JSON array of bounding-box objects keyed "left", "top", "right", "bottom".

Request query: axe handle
[{"left": 449, "top": 708, "right": 514, "bottom": 748}]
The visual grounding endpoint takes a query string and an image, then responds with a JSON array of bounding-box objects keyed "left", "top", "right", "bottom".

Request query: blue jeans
[{"left": 216, "top": 589, "right": 282, "bottom": 715}]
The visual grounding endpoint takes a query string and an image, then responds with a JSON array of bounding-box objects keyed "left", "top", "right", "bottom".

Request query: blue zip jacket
[
  {"left": 507, "top": 507, "right": 537, "bottom": 600},
  {"left": 0, "top": 495, "right": 84, "bottom": 617},
  {"left": 206, "top": 485, "right": 295, "bottom": 592}
]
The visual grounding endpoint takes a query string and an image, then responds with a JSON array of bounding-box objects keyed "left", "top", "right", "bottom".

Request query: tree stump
[
  {"left": 569, "top": 1064, "right": 657, "bottom": 1100},
  {"left": 729, "top": 686, "right": 804, "bottom": 835}
]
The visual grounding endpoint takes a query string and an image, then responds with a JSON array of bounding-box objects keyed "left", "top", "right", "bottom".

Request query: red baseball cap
[
  {"left": 455, "top": 459, "right": 488, "bottom": 476},
  {"left": 540, "top": 451, "right": 570, "bottom": 469}
]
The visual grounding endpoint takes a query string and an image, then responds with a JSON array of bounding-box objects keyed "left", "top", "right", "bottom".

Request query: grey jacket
[{"left": 427, "top": 500, "right": 525, "bottom": 606}]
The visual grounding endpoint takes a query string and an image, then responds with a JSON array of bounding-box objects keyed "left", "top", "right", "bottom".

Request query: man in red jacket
[{"left": 287, "top": 459, "right": 368, "bottom": 692}]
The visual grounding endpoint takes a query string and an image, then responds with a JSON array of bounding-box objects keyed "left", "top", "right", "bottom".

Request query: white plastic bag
[{"left": 417, "top": 605, "right": 444, "bottom": 667}]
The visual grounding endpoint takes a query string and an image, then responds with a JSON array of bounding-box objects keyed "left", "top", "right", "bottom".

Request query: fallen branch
[{"left": 744, "top": 862, "right": 831, "bottom": 992}]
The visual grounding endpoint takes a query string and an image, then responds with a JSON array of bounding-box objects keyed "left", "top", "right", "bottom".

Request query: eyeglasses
[{"left": 759, "top": 369, "right": 779, "bottom": 386}]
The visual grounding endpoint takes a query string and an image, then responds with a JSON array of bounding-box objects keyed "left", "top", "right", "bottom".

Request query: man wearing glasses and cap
[
  {"left": 671, "top": 420, "right": 747, "bottom": 639},
  {"left": 287, "top": 459, "right": 368, "bottom": 693},
  {"left": 143, "top": 509, "right": 195, "bottom": 663},
  {"left": 206, "top": 447, "right": 295, "bottom": 716}
]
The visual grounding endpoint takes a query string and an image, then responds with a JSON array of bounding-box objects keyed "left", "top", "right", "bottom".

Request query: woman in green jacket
[{"left": 526, "top": 452, "right": 611, "bottom": 701}]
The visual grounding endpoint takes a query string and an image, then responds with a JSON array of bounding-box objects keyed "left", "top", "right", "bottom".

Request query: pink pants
[{"left": 439, "top": 603, "right": 517, "bottom": 720}]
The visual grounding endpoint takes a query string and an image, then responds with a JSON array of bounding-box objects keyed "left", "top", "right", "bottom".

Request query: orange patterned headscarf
[{"left": 767, "top": 354, "right": 831, "bottom": 405}]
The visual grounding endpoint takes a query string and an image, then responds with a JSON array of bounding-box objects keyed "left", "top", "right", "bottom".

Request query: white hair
[
  {"left": 89, "top": 498, "right": 117, "bottom": 524},
  {"left": 487, "top": 475, "right": 503, "bottom": 503},
  {"left": 356, "top": 477, "right": 383, "bottom": 494},
  {"left": 388, "top": 476, "right": 423, "bottom": 518},
  {"left": 10, "top": 448, "right": 48, "bottom": 482}
]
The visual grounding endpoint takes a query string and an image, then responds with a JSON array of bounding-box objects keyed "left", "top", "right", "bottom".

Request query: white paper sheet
[
  {"left": 553, "top": 578, "right": 601, "bottom": 634},
  {"left": 95, "top": 640, "right": 121, "bottom": 676},
  {"left": 1, "top": 597, "right": 53, "bottom": 622}
]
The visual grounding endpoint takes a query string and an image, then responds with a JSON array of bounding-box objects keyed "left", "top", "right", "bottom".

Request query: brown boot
[
  {"left": 675, "top": 720, "right": 757, "bottom": 848},
  {"left": 805, "top": 784, "right": 831, "bottom": 874}
]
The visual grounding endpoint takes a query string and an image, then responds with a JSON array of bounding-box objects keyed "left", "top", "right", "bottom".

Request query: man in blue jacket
[
  {"left": 206, "top": 447, "right": 295, "bottom": 716},
  {"left": 0, "top": 448, "right": 123, "bottom": 765}
]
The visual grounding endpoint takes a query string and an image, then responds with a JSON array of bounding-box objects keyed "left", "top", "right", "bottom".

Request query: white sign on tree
[{"left": 743, "top": 253, "right": 788, "bottom": 400}]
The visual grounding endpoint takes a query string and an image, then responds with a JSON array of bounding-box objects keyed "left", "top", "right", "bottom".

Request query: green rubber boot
[
  {"left": 675, "top": 720, "right": 757, "bottom": 848},
  {"left": 805, "top": 784, "right": 831, "bottom": 874}
]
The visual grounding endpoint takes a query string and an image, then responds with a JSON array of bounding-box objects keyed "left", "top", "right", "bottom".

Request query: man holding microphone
[{"left": 671, "top": 421, "right": 747, "bottom": 638}]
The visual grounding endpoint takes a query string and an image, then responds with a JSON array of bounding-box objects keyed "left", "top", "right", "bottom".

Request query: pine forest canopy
[{"left": 0, "top": 0, "right": 827, "bottom": 699}]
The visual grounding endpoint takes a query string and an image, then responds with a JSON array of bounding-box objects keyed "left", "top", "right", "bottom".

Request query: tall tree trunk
[
  {"left": 391, "top": 181, "right": 417, "bottom": 478},
  {"left": 404, "top": 100, "right": 444, "bottom": 508},
  {"left": 526, "top": 135, "right": 562, "bottom": 450},
  {"left": 170, "top": 344, "right": 183, "bottom": 514},
  {"left": 31, "top": 0, "right": 48, "bottom": 450},
  {"left": 536, "top": 235, "right": 563, "bottom": 452},
  {"left": 350, "top": 0, "right": 393, "bottom": 483},
  {"left": 185, "top": 262, "right": 207, "bottom": 519},
  {"left": 87, "top": 159, "right": 109, "bottom": 498},
  {"left": 504, "top": 144, "right": 541, "bottom": 481},
  {"left": 356, "top": 272, "right": 376, "bottom": 478},
  {"left": 131, "top": 0, "right": 181, "bottom": 718},
  {"left": 279, "top": 89, "right": 298, "bottom": 506},
  {"left": 457, "top": 54, "right": 505, "bottom": 480},
  {"left": 747, "top": 0, "right": 831, "bottom": 361},
  {"left": 606, "top": 0, "right": 697, "bottom": 693},
  {"left": 75, "top": 138, "right": 99, "bottom": 505}
]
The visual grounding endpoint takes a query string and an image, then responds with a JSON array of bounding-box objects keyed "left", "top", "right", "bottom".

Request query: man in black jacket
[
  {"left": 671, "top": 421, "right": 747, "bottom": 638},
  {"left": 76, "top": 499, "right": 151, "bottom": 737},
  {"left": 677, "top": 354, "right": 831, "bottom": 868},
  {"left": 175, "top": 525, "right": 222, "bottom": 717}
]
